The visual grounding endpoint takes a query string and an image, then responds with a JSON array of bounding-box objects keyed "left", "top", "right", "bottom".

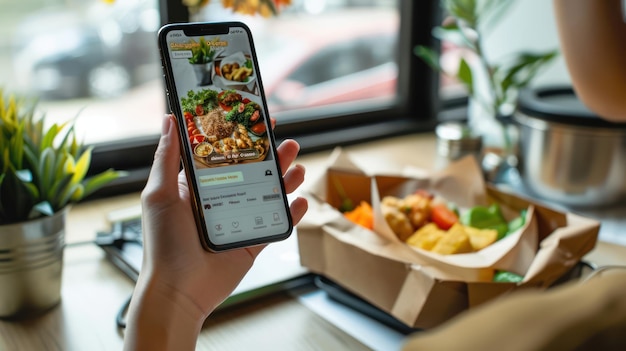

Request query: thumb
[{"left": 143, "top": 114, "right": 181, "bottom": 199}]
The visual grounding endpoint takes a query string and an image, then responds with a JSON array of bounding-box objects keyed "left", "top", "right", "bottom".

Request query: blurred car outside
[
  {"left": 253, "top": 8, "right": 399, "bottom": 113},
  {"left": 12, "top": 1, "right": 398, "bottom": 115},
  {"left": 11, "top": 0, "right": 160, "bottom": 100},
  {"left": 6, "top": 2, "right": 401, "bottom": 144}
]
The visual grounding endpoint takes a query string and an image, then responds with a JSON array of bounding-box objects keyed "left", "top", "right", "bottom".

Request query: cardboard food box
[{"left": 297, "top": 148, "right": 600, "bottom": 329}]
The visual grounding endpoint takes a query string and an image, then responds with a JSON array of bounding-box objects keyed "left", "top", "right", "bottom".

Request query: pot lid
[{"left": 517, "top": 86, "right": 626, "bottom": 128}]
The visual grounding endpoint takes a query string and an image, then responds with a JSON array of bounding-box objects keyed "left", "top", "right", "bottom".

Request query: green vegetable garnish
[
  {"left": 181, "top": 88, "right": 219, "bottom": 115},
  {"left": 332, "top": 176, "right": 354, "bottom": 213},
  {"left": 225, "top": 101, "right": 259, "bottom": 126},
  {"left": 460, "top": 204, "right": 508, "bottom": 239},
  {"left": 505, "top": 209, "right": 527, "bottom": 239},
  {"left": 493, "top": 270, "right": 524, "bottom": 283}
]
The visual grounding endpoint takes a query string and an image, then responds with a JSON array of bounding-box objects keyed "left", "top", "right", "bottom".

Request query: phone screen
[{"left": 159, "top": 22, "right": 292, "bottom": 251}]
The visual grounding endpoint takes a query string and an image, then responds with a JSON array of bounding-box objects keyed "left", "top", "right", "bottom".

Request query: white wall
[{"left": 482, "top": 0, "right": 572, "bottom": 87}]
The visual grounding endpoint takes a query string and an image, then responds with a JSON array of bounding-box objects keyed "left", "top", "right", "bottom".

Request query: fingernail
[{"left": 162, "top": 114, "right": 172, "bottom": 135}]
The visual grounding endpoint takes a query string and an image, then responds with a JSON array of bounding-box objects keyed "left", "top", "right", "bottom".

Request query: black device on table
[{"left": 95, "top": 208, "right": 422, "bottom": 334}]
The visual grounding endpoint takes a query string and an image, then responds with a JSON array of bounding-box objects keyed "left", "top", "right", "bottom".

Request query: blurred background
[{"left": 0, "top": 0, "right": 569, "bottom": 145}]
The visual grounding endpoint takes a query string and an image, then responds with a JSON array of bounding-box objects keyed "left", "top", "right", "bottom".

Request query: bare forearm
[
  {"left": 123, "top": 276, "right": 206, "bottom": 351},
  {"left": 553, "top": 0, "right": 626, "bottom": 121},
  {"left": 403, "top": 271, "right": 626, "bottom": 350}
]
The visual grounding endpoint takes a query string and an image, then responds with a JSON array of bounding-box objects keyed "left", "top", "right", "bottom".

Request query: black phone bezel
[{"left": 157, "top": 21, "right": 293, "bottom": 252}]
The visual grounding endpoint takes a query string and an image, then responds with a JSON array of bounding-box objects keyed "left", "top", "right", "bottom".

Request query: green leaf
[
  {"left": 2, "top": 147, "right": 9, "bottom": 172},
  {"left": 64, "top": 154, "right": 76, "bottom": 175},
  {"left": 15, "top": 169, "right": 32, "bottom": 182},
  {"left": 71, "top": 147, "right": 93, "bottom": 185},
  {"left": 48, "top": 173, "right": 73, "bottom": 208},
  {"left": 461, "top": 203, "right": 508, "bottom": 239},
  {"left": 414, "top": 46, "right": 442, "bottom": 72},
  {"left": 69, "top": 184, "right": 84, "bottom": 202},
  {"left": 444, "top": 0, "right": 478, "bottom": 27},
  {"left": 40, "top": 123, "right": 59, "bottom": 152},
  {"left": 54, "top": 152, "right": 69, "bottom": 181},
  {"left": 457, "top": 57, "right": 474, "bottom": 95},
  {"left": 23, "top": 145, "right": 39, "bottom": 174},
  {"left": 0, "top": 167, "right": 38, "bottom": 222},
  {"left": 9, "top": 122, "right": 25, "bottom": 169},
  {"left": 500, "top": 50, "right": 559, "bottom": 93},
  {"left": 82, "top": 169, "right": 127, "bottom": 198},
  {"left": 58, "top": 182, "right": 80, "bottom": 210},
  {"left": 188, "top": 37, "right": 216, "bottom": 64},
  {"left": 70, "top": 136, "right": 80, "bottom": 157},
  {"left": 56, "top": 123, "right": 75, "bottom": 152},
  {"left": 432, "top": 24, "right": 476, "bottom": 49},
  {"left": 0, "top": 87, "right": 139, "bottom": 222},
  {"left": 38, "top": 147, "right": 56, "bottom": 198},
  {"left": 29, "top": 201, "right": 54, "bottom": 219}
]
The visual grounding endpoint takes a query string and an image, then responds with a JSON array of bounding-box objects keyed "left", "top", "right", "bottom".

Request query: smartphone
[{"left": 157, "top": 22, "right": 292, "bottom": 251}]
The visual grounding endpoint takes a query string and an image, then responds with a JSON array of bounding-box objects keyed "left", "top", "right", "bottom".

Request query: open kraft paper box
[{"left": 297, "top": 148, "right": 600, "bottom": 329}]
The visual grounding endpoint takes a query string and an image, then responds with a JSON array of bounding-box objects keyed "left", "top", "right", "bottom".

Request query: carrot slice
[{"left": 344, "top": 201, "right": 374, "bottom": 229}]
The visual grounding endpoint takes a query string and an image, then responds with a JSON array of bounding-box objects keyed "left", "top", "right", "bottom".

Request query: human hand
[{"left": 124, "top": 114, "right": 308, "bottom": 350}]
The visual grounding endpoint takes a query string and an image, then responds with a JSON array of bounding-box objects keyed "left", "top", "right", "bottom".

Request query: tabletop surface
[{"left": 2, "top": 132, "right": 626, "bottom": 351}]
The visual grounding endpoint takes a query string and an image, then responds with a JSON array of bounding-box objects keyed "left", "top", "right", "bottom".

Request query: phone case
[{"left": 158, "top": 22, "right": 293, "bottom": 251}]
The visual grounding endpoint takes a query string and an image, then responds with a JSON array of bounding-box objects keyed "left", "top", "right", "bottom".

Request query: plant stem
[{"left": 472, "top": 27, "right": 513, "bottom": 154}]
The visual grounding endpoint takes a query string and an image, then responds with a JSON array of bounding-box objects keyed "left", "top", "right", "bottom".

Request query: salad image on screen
[{"left": 181, "top": 85, "right": 270, "bottom": 168}]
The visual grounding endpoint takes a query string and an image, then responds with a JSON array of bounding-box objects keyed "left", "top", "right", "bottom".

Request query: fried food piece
[
  {"left": 406, "top": 223, "right": 445, "bottom": 251},
  {"left": 464, "top": 226, "right": 498, "bottom": 251},
  {"left": 232, "top": 67, "right": 252, "bottom": 81},
  {"left": 381, "top": 193, "right": 432, "bottom": 234},
  {"left": 403, "top": 193, "right": 432, "bottom": 229},
  {"left": 381, "top": 196, "right": 402, "bottom": 207},
  {"left": 431, "top": 223, "right": 473, "bottom": 255},
  {"left": 381, "top": 203, "right": 414, "bottom": 241}
]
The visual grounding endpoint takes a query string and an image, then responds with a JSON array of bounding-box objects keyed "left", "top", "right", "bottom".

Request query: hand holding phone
[{"left": 157, "top": 22, "right": 293, "bottom": 251}]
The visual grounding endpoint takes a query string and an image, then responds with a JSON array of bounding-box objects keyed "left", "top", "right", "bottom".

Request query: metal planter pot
[
  {"left": 0, "top": 209, "right": 66, "bottom": 318},
  {"left": 515, "top": 87, "right": 626, "bottom": 207}
]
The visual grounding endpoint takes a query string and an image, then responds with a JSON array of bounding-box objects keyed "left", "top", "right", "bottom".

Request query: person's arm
[
  {"left": 553, "top": 0, "right": 626, "bottom": 121},
  {"left": 402, "top": 270, "right": 626, "bottom": 351},
  {"left": 123, "top": 274, "right": 206, "bottom": 351},
  {"left": 123, "top": 114, "right": 308, "bottom": 350}
]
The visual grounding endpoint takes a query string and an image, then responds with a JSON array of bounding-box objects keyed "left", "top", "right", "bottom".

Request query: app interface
[{"left": 165, "top": 27, "right": 290, "bottom": 246}]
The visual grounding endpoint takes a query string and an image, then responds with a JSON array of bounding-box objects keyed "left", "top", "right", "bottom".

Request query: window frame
[{"left": 87, "top": 0, "right": 443, "bottom": 199}]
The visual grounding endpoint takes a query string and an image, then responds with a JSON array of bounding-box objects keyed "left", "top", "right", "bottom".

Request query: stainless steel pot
[{"left": 514, "top": 87, "right": 626, "bottom": 207}]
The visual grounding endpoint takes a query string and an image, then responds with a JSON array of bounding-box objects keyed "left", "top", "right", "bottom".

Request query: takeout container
[
  {"left": 297, "top": 148, "right": 600, "bottom": 329},
  {"left": 213, "top": 51, "right": 257, "bottom": 93},
  {"left": 515, "top": 86, "right": 626, "bottom": 207}
]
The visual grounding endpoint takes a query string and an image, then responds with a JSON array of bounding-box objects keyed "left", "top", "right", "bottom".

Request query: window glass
[
  {"left": 1, "top": 0, "right": 164, "bottom": 144},
  {"left": 195, "top": 0, "right": 400, "bottom": 118},
  {"left": 1, "top": 0, "right": 410, "bottom": 146},
  {"left": 437, "top": 30, "right": 469, "bottom": 100}
]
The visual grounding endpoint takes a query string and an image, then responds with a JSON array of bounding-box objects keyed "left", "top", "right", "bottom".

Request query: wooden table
[{"left": 2, "top": 132, "right": 626, "bottom": 350}]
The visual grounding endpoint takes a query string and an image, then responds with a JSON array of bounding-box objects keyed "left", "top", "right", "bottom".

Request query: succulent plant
[
  {"left": 0, "top": 89, "right": 125, "bottom": 224},
  {"left": 188, "top": 37, "right": 217, "bottom": 65}
]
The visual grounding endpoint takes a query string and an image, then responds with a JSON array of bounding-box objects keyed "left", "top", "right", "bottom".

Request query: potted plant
[
  {"left": 189, "top": 36, "right": 218, "bottom": 86},
  {"left": 0, "top": 89, "right": 124, "bottom": 318},
  {"left": 415, "top": 0, "right": 558, "bottom": 156}
]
